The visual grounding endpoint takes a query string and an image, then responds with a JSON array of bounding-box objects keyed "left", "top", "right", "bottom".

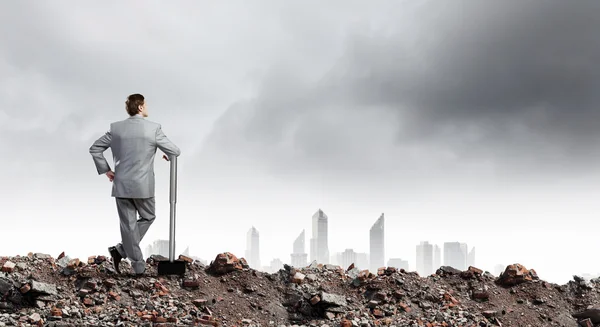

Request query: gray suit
[{"left": 89, "top": 113, "right": 181, "bottom": 273}]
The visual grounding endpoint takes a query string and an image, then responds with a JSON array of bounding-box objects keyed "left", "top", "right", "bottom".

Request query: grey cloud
[{"left": 199, "top": 0, "right": 600, "bottom": 185}]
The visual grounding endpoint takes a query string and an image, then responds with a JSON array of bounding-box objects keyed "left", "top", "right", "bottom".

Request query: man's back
[{"left": 90, "top": 113, "right": 181, "bottom": 198}]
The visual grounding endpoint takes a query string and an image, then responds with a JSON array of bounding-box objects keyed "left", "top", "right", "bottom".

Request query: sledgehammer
[{"left": 157, "top": 154, "right": 187, "bottom": 275}]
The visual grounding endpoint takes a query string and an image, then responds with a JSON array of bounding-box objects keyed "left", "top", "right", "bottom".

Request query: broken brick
[{"left": 2, "top": 261, "right": 16, "bottom": 273}]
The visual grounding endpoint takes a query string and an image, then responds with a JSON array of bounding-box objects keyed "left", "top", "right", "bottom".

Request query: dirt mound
[{"left": 1, "top": 252, "right": 598, "bottom": 326}]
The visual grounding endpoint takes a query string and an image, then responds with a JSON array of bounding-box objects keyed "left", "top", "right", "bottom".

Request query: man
[{"left": 89, "top": 94, "right": 181, "bottom": 276}]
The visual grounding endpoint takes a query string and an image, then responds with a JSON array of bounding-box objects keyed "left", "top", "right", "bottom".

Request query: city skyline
[{"left": 237, "top": 210, "right": 482, "bottom": 275}]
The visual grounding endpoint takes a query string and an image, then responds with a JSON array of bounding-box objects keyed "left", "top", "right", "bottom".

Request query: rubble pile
[{"left": 2, "top": 252, "right": 600, "bottom": 327}]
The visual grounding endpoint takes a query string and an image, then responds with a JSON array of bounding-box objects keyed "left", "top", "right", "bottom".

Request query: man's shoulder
[
  {"left": 112, "top": 118, "right": 160, "bottom": 127},
  {"left": 144, "top": 119, "right": 161, "bottom": 127}
]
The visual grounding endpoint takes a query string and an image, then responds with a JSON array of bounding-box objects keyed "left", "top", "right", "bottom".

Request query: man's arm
[
  {"left": 156, "top": 125, "right": 181, "bottom": 158},
  {"left": 89, "top": 128, "right": 112, "bottom": 175}
]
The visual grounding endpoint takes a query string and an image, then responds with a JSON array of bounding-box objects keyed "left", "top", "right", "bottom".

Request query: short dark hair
[{"left": 125, "top": 94, "right": 145, "bottom": 116}]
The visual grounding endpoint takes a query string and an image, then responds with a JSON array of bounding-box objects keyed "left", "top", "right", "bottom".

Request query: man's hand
[{"left": 106, "top": 170, "right": 114, "bottom": 182}]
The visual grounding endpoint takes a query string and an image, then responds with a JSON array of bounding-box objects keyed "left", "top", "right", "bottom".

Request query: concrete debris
[{"left": 1, "top": 253, "right": 599, "bottom": 326}]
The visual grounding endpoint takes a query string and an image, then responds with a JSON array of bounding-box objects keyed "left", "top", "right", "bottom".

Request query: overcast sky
[{"left": 1, "top": 0, "right": 600, "bottom": 284}]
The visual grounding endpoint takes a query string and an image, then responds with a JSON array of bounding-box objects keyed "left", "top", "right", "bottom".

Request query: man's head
[{"left": 125, "top": 94, "right": 148, "bottom": 117}]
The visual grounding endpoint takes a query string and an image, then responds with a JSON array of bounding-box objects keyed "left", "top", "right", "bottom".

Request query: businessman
[{"left": 89, "top": 94, "right": 181, "bottom": 276}]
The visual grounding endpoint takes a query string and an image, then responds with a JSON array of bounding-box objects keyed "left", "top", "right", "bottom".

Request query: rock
[
  {"left": 311, "top": 295, "right": 321, "bottom": 305},
  {"left": 30, "top": 281, "right": 57, "bottom": 295},
  {"left": 319, "top": 292, "right": 347, "bottom": 307},
  {"left": 292, "top": 272, "right": 306, "bottom": 284},
  {"left": 1, "top": 261, "right": 15, "bottom": 273},
  {"left": 496, "top": 264, "right": 539, "bottom": 286},
  {"left": 468, "top": 266, "right": 483, "bottom": 275},
  {"left": 178, "top": 255, "right": 193, "bottom": 263},
  {"left": 0, "top": 278, "right": 13, "bottom": 295},
  {"left": 573, "top": 308, "right": 600, "bottom": 324},
  {"left": 436, "top": 266, "right": 462, "bottom": 275},
  {"left": 19, "top": 284, "right": 31, "bottom": 294},
  {"left": 207, "top": 252, "right": 243, "bottom": 275}
]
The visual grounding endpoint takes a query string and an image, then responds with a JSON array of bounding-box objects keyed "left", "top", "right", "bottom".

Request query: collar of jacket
[{"left": 129, "top": 114, "right": 144, "bottom": 119}]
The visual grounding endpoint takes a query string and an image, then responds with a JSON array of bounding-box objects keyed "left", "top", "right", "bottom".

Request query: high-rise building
[
  {"left": 467, "top": 246, "right": 476, "bottom": 267},
  {"left": 369, "top": 213, "right": 385, "bottom": 273},
  {"left": 266, "top": 258, "right": 284, "bottom": 273},
  {"left": 291, "top": 230, "right": 308, "bottom": 268},
  {"left": 245, "top": 226, "right": 260, "bottom": 268},
  {"left": 433, "top": 245, "right": 441, "bottom": 270},
  {"left": 330, "top": 252, "right": 342, "bottom": 266},
  {"left": 310, "top": 209, "right": 329, "bottom": 264},
  {"left": 444, "top": 242, "right": 467, "bottom": 270},
  {"left": 145, "top": 240, "right": 169, "bottom": 258},
  {"left": 416, "top": 241, "right": 434, "bottom": 276},
  {"left": 387, "top": 258, "right": 409, "bottom": 271},
  {"left": 341, "top": 249, "right": 357, "bottom": 270}
]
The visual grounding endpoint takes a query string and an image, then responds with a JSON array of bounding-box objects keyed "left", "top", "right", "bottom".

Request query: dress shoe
[{"left": 108, "top": 246, "right": 123, "bottom": 274}]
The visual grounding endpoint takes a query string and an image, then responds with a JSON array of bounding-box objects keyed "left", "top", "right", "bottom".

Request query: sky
[{"left": 1, "top": 0, "right": 600, "bottom": 284}]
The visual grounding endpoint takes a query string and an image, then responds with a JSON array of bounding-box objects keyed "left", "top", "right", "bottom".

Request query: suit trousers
[{"left": 114, "top": 197, "right": 155, "bottom": 274}]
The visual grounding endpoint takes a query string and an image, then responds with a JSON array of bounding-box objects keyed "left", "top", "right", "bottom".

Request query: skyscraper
[
  {"left": 245, "top": 226, "right": 260, "bottom": 268},
  {"left": 369, "top": 213, "right": 385, "bottom": 273},
  {"left": 444, "top": 242, "right": 467, "bottom": 270},
  {"left": 341, "top": 249, "right": 357, "bottom": 270},
  {"left": 310, "top": 209, "right": 329, "bottom": 264},
  {"left": 467, "top": 246, "right": 476, "bottom": 267},
  {"left": 145, "top": 239, "right": 169, "bottom": 258},
  {"left": 433, "top": 245, "right": 441, "bottom": 270},
  {"left": 416, "top": 241, "right": 434, "bottom": 276},
  {"left": 291, "top": 230, "right": 308, "bottom": 267}
]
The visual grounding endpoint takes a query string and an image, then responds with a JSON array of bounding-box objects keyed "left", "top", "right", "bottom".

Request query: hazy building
[
  {"left": 291, "top": 229, "right": 308, "bottom": 268},
  {"left": 444, "top": 242, "right": 467, "bottom": 271},
  {"left": 356, "top": 252, "right": 369, "bottom": 270},
  {"left": 266, "top": 258, "right": 284, "bottom": 273},
  {"left": 341, "top": 249, "right": 357, "bottom": 270},
  {"left": 245, "top": 226, "right": 260, "bottom": 268},
  {"left": 467, "top": 246, "right": 476, "bottom": 267},
  {"left": 387, "top": 258, "right": 409, "bottom": 271},
  {"left": 433, "top": 245, "right": 441, "bottom": 270},
  {"left": 369, "top": 213, "right": 385, "bottom": 273},
  {"left": 310, "top": 209, "right": 330, "bottom": 264},
  {"left": 330, "top": 252, "right": 342, "bottom": 266},
  {"left": 145, "top": 239, "right": 169, "bottom": 258},
  {"left": 416, "top": 241, "right": 434, "bottom": 276}
]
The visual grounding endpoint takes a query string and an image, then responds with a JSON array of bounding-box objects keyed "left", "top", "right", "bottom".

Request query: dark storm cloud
[{"left": 199, "top": 0, "right": 600, "bottom": 183}]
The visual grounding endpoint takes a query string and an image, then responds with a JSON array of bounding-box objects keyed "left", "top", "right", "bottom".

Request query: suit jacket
[{"left": 89, "top": 114, "right": 181, "bottom": 198}]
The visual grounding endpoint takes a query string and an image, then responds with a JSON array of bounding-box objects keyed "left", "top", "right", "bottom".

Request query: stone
[
  {"left": 207, "top": 252, "right": 243, "bottom": 275},
  {"left": 183, "top": 279, "right": 200, "bottom": 288},
  {"left": 50, "top": 307, "right": 63, "bottom": 317},
  {"left": 292, "top": 272, "right": 306, "bottom": 284},
  {"left": 319, "top": 292, "right": 347, "bottom": 307},
  {"left": 30, "top": 281, "right": 58, "bottom": 295},
  {"left": 311, "top": 295, "right": 321, "bottom": 305},
  {"left": 178, "top": 255, "right": 193, "bottom": 263},
  {"left": 1, "top": 261, "right": 15, "bottom": 273},
  {"left": 496, "top": 263, "right": 539, "bottom": 287},
  {"left": 19, "top": 284, "right": 31, "bottom": 294}
]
